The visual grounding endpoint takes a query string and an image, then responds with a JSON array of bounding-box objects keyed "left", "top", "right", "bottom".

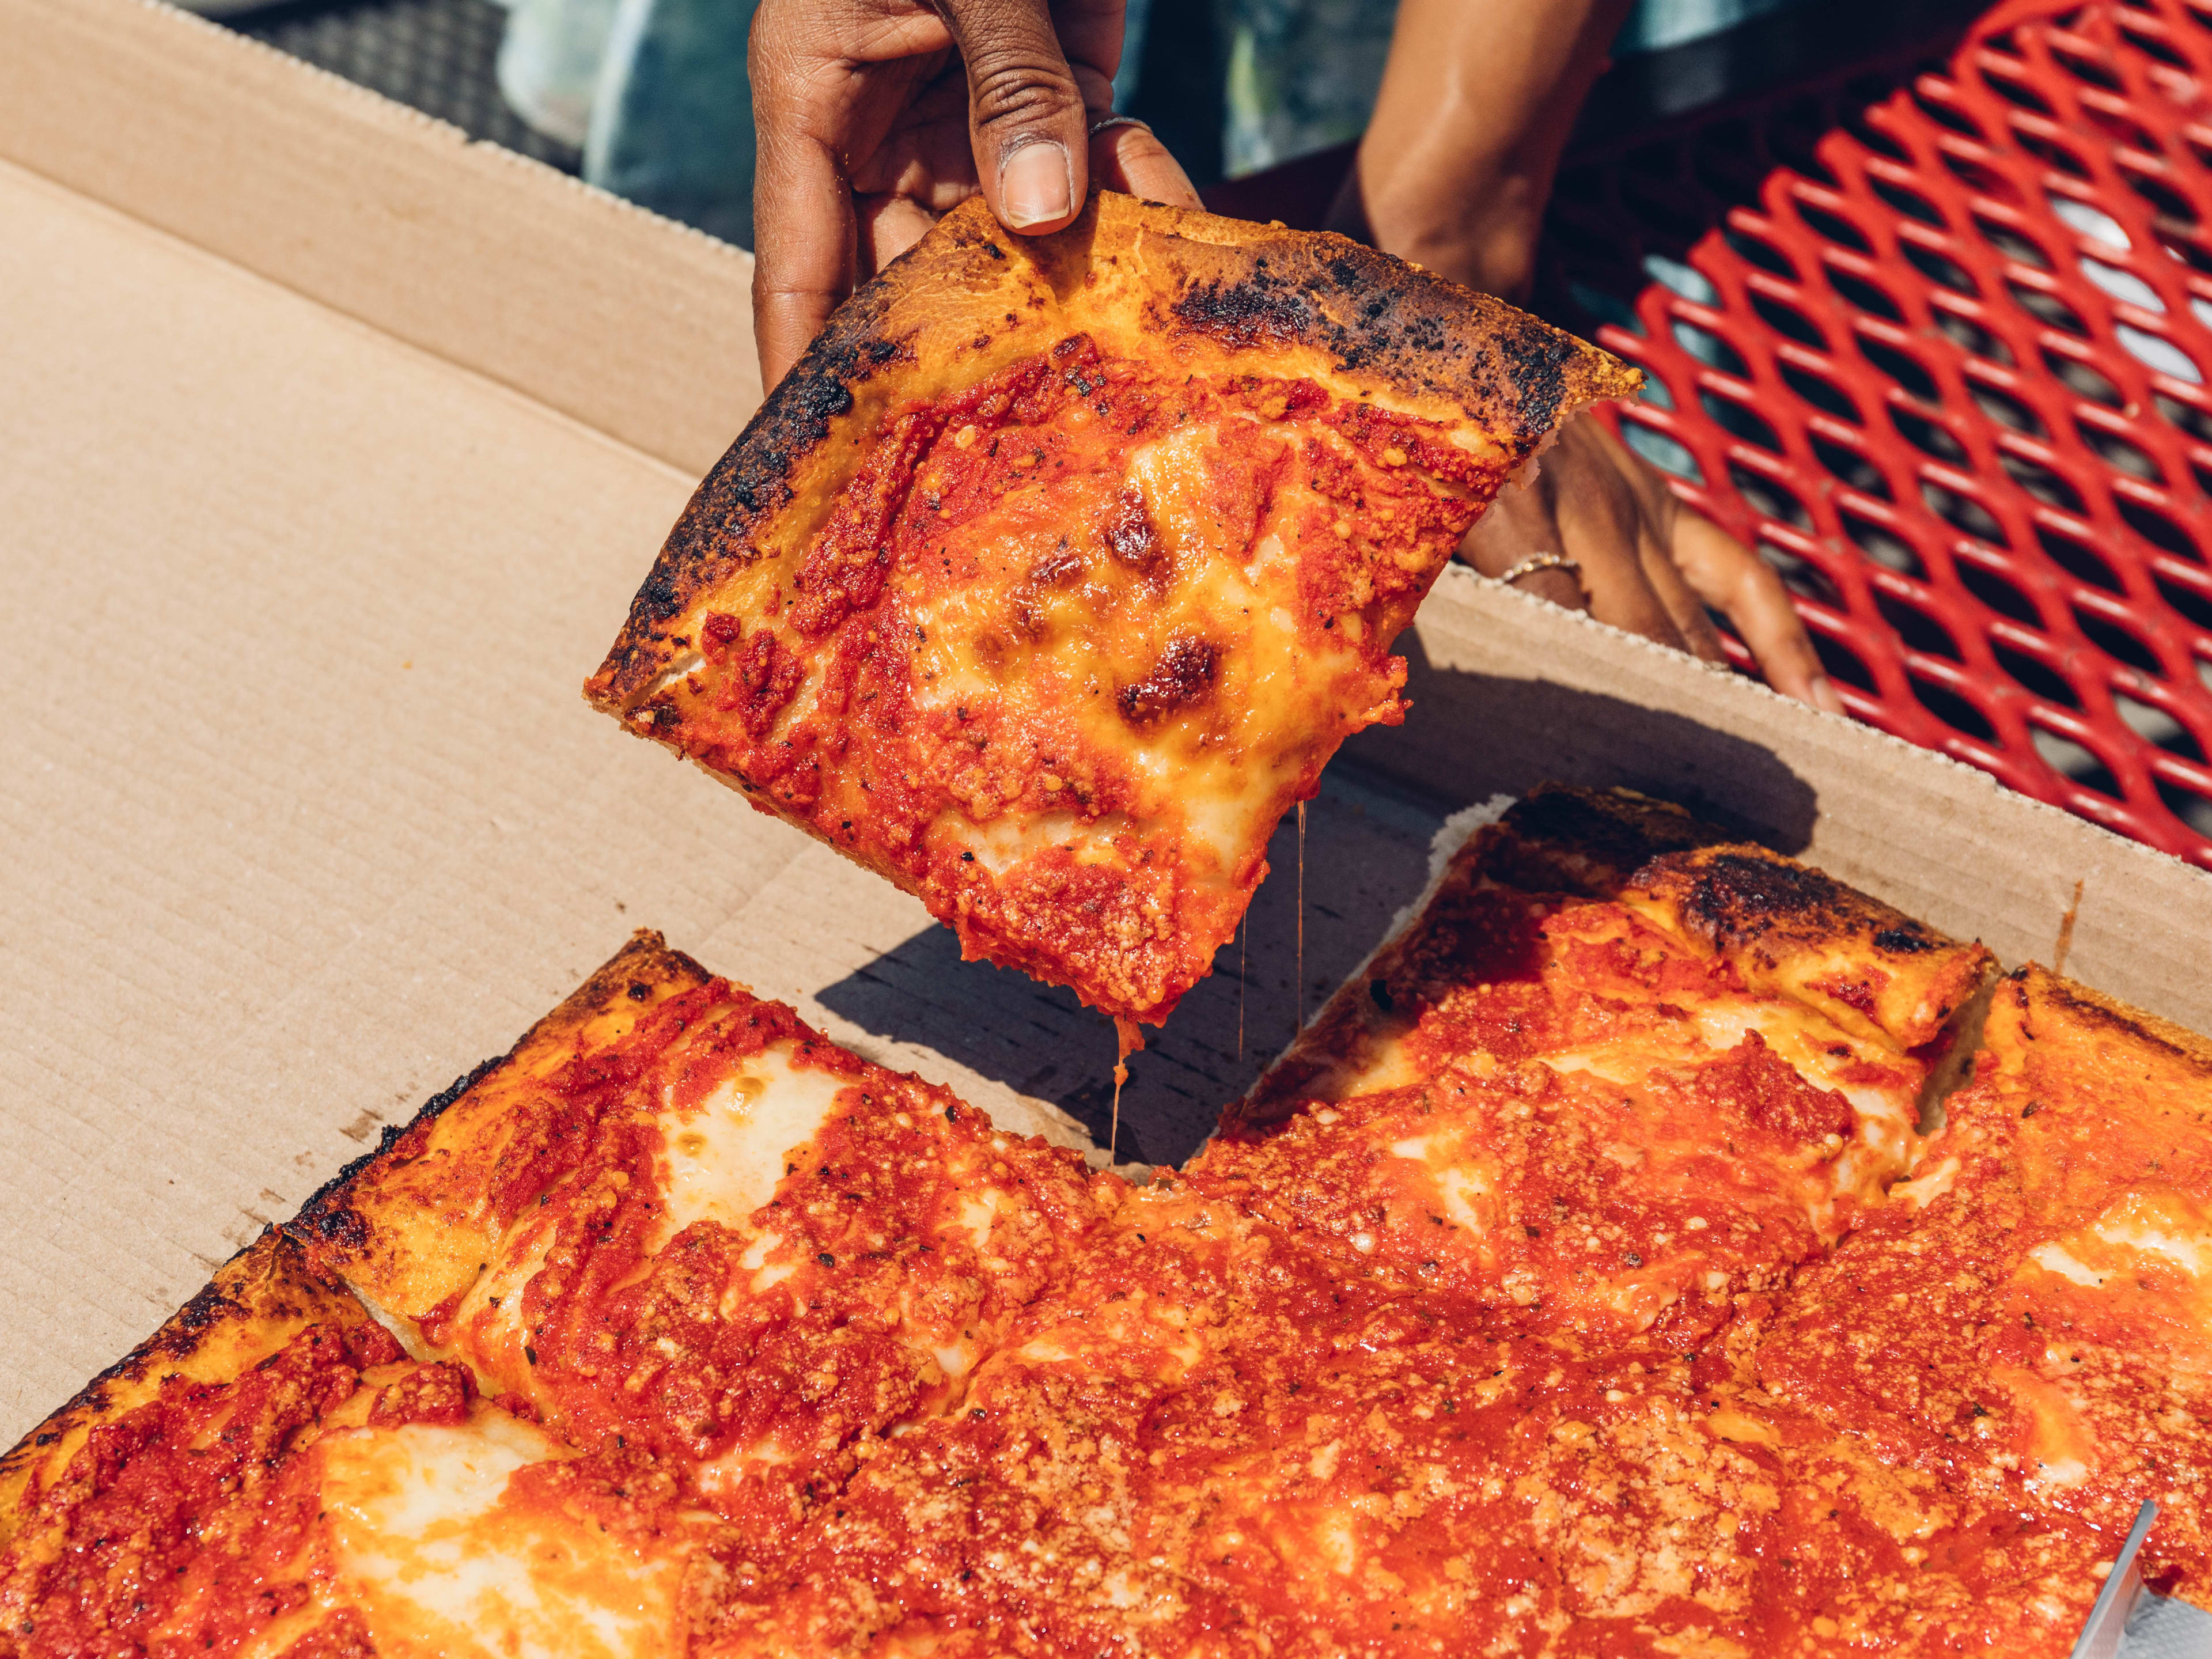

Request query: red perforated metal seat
[{"left": 1547, "top": 0, "right": 2212, "bottom": 866}]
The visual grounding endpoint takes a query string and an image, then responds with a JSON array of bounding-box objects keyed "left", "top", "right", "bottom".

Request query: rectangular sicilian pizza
[
  {"left": 7, "top": 785, "right": 2209, "bottom": 1657},
  {"left": 582, "top": 192, "right": 1639, "bottom": 1033}
]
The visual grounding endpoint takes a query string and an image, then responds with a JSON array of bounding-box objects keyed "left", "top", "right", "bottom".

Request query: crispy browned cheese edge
[
  {"left": 0, "top": 931, "right": 712, "bottom": 1553},
  {"left": 1628, "top": 842, "right": 1991, "bottom": 1050},
  {"left": 2012, "top": 960, "right": 2212, "bottom": 1078},
  {"left": 1474, "top": 782, "right": 1737, "bottom": 897},
  {"left": 582, "top": 190, "right": 1642, "bottom": 715}
]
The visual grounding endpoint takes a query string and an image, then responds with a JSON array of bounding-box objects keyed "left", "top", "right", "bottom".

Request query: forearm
[{"left": 1334, "top": 0, "right": 1632, "bottom": 300}]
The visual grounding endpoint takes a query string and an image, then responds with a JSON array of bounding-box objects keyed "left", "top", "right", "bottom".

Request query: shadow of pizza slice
[{"left": 584, "top": 194, "right": 1638, "bottom": 1028}]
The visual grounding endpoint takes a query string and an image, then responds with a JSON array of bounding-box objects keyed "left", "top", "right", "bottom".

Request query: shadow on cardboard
[{"left": 1357, "top": 637, "right": 1820, "bottom": 852}]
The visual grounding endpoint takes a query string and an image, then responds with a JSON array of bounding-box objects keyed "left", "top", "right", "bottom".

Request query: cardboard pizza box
[{"left": 3, "top": 0, "right": 2207, "bottom": 1446}]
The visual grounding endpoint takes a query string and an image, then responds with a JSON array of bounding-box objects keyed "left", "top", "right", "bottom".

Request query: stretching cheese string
[
  {"left": 1296, "top": 801, "right": 1307, "bottom": 1029},
  {"left": 1236, "top": 916, "right": 1247, "bottom": 1063},
  {"left": 1110, "top": 1016, "right": 1145, "bottom": 1164}
]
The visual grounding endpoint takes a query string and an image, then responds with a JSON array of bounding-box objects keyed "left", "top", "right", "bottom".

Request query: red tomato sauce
[
  {"left": 1, "top": 1321, "right": 397, "bottom": 1659},
  {"left": 660, "top": 333, "right": 1512, "bottom": 1022}
]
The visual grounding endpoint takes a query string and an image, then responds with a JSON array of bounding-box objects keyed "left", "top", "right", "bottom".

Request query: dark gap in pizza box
[{"left": 5, "top": 0, "right": 2212, "bottom": 1446}]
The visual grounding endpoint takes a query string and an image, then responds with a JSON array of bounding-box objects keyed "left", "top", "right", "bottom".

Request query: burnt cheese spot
[
  {"left": 1101, "top": 490, "right": 1166, "bottom": 576},
  {"left": 312, "top": 1207, "right": 371, "bottom": 1250},
  {"left": 172, "top": 1281, "right": 247, "bottom": 1335},
  {"left": 1507, "top": 787, "right": 1715, "bottom": 891},
  {"left": 1028, "top": 543, "right": 1086, "bottom": 587},
  {"left": 1662, "top": 851, "right": 1858, "bottom": 953},
  {"left": 1872, "top": 925, "right": 1937, "bottom": 955},
  {"left": 1171, "top": 271, "right": 1309, "bottom": 351},
  {"left": 1117, "top": 636, "right": 1218, "bottom": 727}
]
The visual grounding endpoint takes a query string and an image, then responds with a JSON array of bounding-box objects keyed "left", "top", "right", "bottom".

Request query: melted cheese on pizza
[
  {"left": 307, "top": 1398, "right": 702, "bottom": 1659},
  {"left": 0, "top": 1343, "right": 712, "bottom": 1659},
  {"left": 1215, "top": 823, "right": 1954, "bottom": 1350},
  {"left": 627, "top": 344, "right": 1509, "bottom": 1028}
]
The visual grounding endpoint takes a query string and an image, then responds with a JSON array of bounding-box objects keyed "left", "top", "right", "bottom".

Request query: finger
[
  {"left": 1510, "top": 566, "right": 1587, "bottom": 609},
  {"left": 1459, "top": 468, "right": 1593, "bottom": 614},
  {"left": 1044, "top": 0, "right": 1130, "bottom": 88},
  {"left": 1562, "top": 417, "right": 1714, "bottom": 654},
  {"left": 858, "top": 193, "right": 945, "bottom": 280},
  {"left": 1567, "top": 416, "right": 1721, "bottom": 660},
  {"left": 1670, "top": 511, "right": 1843, "bottom": 713},
  {"left": 1634, "top": 525, "right": 1732, "bottom": 665},
  {"left": 1575, "top": 525, "right": 1691, "bottom": 649},
  {"left": 751, "top": 128, "right": 859, "bottom": 392},
  {"left": 1461, "top": 464, "right": 1691, "bottom": 648},
  {"left": 1089, "top": 120, "right": 1203, "bottom": 209},
  {"left": 940, "top": 0, "right": 1093, "bottom": 233},
  {"left": 1518, "top": 438, "right": 1690, "bottom": 648},
  {"left": 847, "top": 67, "right": 982, "bottom": 203},
  {"left": 747, "top": 0, "right": 862, "bottom": 390}
]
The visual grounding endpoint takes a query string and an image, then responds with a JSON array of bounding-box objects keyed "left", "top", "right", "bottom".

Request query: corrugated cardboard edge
[
  {"left": 1367, "top": 567, "right": 2212, "bottom": 1035},
  {"left": 0, "top": 0, "right": 760, "bottom": 476}
]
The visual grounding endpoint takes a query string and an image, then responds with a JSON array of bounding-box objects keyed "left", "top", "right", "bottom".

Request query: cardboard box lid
[{"left": 4, "top": 0, "right": 2210, "bottom": 1446}]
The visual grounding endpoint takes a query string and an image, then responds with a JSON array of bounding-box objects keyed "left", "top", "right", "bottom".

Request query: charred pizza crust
[
  {"left": 288, "top": 931, "right": 713, "bottom": 1324},
  {"left": 0, "top": 934, "right": 710, "bottom": 1553},
  {"left": 1626, "top": 842, "right": 1990, "bottom": 1051},
  {"left": 1464, "top": 780, "right": 1734, "bottom": 896}
]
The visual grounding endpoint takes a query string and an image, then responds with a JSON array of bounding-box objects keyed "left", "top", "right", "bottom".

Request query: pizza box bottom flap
[{"left": 5, "top": 0, "right": 2212, "bottom": 1448}]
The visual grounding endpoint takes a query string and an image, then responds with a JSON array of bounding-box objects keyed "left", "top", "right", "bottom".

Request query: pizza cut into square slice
[
  {"left": 0, "top": 1229, "right": 721, "bottom": 1659},
  {"left": 1756, "top": 963, "right": 2212, "bottom": 1607},
  {"left": 282, "top": 931, "right": 1120, "bottom": 1544},
  {"left": 584, "top": 193, "right": 1639, "bottom": 1029},
  {"left": 1207, "top": 786, "right": 1993, "bottom": 1348},
  {"left": 0, "top": 934, "right": 1127, "bottom": 1659}
]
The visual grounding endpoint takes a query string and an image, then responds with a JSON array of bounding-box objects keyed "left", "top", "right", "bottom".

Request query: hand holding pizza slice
[{"left": 588, "top": 194, "right": 1638, "bottom": 1026}]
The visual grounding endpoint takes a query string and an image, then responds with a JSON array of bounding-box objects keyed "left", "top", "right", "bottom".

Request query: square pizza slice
[
  {"left": 5, "top": 821, "right": 2192, "bottom": 1657},
  {"left": 0, "top": 1230, "right": 718, "bottom": 1658},
  {"left": 282, "top": 933, "right": 1118, "bottom": 1520},
  {"left": 1756, "top": 963, "right": 2212, "bottom": 1608},
  {"left": 1210, "top": 786, "right": 1994, "bottom": 1349},
  {"left": 584, "top": 194, "right": 1638, "bottom": 1029},
  {"left": 0, "top": 934, "right": 1126, "bottom": 1659}
]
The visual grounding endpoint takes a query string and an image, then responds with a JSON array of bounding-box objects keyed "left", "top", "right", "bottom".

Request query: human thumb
[{"left": 939, "top": 0, "right": 1093, "bottom": 233}]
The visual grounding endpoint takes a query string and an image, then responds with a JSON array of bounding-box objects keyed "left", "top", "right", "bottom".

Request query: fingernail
[
  {"left": 1808, "top": 673, "right": 1845, "bottom": 715},
  {"left": 1001, "top": 142, "right": 1073, "bottom": 229}
]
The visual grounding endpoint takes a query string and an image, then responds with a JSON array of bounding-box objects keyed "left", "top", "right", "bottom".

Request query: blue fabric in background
[
  {"left": 1617, "top": 0, "right": 1797, "bottom": 52},
  {"left": 526, "top": 0, "right": 1806, "bottom": 251},
  {"left": 1209, "top": 0, "right": 1806, "bottom": 177},
  {"left": 583, "top": 0, "right": 761, "bottom": 248}
]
